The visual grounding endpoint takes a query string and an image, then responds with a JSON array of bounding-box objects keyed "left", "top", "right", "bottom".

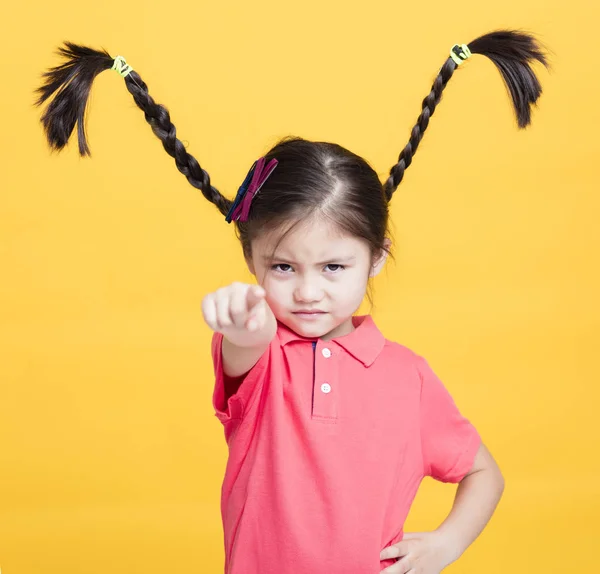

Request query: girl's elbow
[
  {"left": 494, "top": 468, "right": 505, "bottom": 499},
  {"left": 497, "top": 467, "right": 506, "bottom": 494}
]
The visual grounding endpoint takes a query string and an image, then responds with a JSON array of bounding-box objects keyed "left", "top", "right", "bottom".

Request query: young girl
[{"left": 34, "top": 29, "right": 549, "bottom": 573}]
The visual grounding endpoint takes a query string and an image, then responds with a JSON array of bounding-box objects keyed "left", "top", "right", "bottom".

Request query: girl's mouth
[{"left": 293, "top": 311, "right": 326, "bottom": 320}]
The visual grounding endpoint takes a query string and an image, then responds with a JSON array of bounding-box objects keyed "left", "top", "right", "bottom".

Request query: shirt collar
[{"left": 276, "top": 314, "right": 385, "bottom": 367}]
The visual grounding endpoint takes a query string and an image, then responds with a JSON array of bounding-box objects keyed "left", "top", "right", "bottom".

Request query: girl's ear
[{"left": 369, "top": 238, "right": 392, "bottom": 278}]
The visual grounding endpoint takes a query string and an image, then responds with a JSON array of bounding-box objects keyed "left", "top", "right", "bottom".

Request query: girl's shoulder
[
  {"left": 379, "top": 336, "right": 427, "bottom": 372},
  {"left": 381, "top": 336, "right": 420, "bottom": 358}
]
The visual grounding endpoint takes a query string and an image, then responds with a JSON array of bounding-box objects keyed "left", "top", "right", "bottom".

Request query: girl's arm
[
  {"left": 221, "top": 305, "right": 277, "bottom": 378},
  {"left": 380, "top": 442, "right": 504, "bottom": 572},
  {"left": 435, "top": 442, "right": 505, "bottom": 564}
]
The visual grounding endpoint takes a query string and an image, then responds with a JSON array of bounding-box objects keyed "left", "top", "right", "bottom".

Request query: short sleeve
[
  {"left": 210, "top": 332, "right": 270, "bottom": 426},
  {"left": 417, "top": 356, "right": 482, "bottom": 483}
]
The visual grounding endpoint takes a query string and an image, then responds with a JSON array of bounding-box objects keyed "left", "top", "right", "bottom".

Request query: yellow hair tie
[
  {"left": 449, "top": 44, "right": 472, "bottom": 66},
  {"left": 111, "top": 55, "right": 133, "bottom": 78}
]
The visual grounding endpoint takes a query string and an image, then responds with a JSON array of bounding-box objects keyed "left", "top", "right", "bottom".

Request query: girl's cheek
[
  {"left": 344, "top": 278, "right": 369, "bottom": 301},
  {"left": 263, "top": 283, "right": 286, "bottom": 307}
]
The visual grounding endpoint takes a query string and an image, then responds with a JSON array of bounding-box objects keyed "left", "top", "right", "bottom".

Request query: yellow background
[{"left": 1, "top": 0, "right": 598, "bottom": 572}]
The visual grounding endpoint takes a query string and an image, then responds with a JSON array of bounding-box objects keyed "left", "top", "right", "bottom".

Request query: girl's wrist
[{"left": 432, "top": 527, "right": 463, "bottom": 568}]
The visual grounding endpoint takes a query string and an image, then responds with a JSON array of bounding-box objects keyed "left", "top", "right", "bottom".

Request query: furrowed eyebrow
[{"left": 262, "top": 255, "right": 356, "bottom": 266}]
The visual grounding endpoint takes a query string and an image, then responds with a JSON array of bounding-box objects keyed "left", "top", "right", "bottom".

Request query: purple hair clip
[{"left": 225, "top": 156, "right": 279, "bottom": 223}]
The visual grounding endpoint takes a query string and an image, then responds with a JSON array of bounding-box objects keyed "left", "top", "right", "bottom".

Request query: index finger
[{"left": 245, "top": 284, "right": 266, "bottom": 311}]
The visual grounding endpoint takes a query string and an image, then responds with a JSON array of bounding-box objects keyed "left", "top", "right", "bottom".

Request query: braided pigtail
[
  {"left": 33, "top": 42, "right": 232, "bottom": 216},
  {"left": 383, "top": 29, "right": 550, "bottom": 201}
]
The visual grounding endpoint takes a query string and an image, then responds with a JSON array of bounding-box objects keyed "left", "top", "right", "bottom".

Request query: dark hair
[{"left": 34, "top": 31, "right": 549, "bottom": 306}]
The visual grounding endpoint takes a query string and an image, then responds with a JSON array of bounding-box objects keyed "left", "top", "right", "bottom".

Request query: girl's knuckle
[{"left": 230, "top": 304, "right": 246, "bottom": 317}]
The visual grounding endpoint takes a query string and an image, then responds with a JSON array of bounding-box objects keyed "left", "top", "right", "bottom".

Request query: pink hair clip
[{"left": 225, "top": 156, "right": 279, "bottom": 223}]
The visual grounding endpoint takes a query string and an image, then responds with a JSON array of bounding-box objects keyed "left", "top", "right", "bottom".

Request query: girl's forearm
[{"left": 435, "top": 465, "right": 505, "bottom": 565}]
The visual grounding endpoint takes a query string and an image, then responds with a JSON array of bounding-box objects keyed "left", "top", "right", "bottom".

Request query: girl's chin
[
  {"left": 291, "top": 315, "right": 327, "bottom": 328},
  {"left": 288, "top": 314, "right": 330, "bottom": 331},
  {"left": 291, "top": 315, "right": 351, "bottom": 339}
]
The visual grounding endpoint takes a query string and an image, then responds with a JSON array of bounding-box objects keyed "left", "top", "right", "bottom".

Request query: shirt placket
[{"left": 311, "top": 340, "right": 339, "bottom": 422}]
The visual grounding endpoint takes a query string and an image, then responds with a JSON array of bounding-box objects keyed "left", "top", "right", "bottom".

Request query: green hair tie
[
  {"left": 449, "top": 43, "right": 472, "bottom": 66},
  {"left": 111, "top": 55, "right": 133, "bottom": 78}
]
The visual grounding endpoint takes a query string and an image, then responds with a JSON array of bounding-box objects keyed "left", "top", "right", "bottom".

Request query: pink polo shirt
[{"left": 210, "top": 314, "right": 481, "bottom": 574}]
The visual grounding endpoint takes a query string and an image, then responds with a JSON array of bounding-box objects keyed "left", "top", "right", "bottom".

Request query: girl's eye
[{"left": 271, "top": 263, "right": 346, "bottom": 273}]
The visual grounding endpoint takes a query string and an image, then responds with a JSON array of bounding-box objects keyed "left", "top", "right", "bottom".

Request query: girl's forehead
[{"left": 254, "top": 218, "right": 367, "bottom": 259}]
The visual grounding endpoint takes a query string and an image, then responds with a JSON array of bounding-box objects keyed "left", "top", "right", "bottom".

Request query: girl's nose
[{"left": 293, "top": 277, "right": 323, "bottom": 302}]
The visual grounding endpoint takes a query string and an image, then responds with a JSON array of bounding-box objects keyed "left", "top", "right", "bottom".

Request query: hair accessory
[
  {"left": 449, "top": 44, "right": 472, "bottom": 66},
  {"left": 225, "top": 157, "right": 279, "bottom": 223},
  {"left": 111, "top": 55, "right": 134, "bottom": 78}
]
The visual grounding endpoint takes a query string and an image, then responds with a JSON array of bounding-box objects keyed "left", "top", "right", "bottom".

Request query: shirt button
[
  {"left": 322, "top": 348, "right": 332, "bottom": 358},
  {"left": 321, "top": 383, "right": 331, "bottom": 394}
]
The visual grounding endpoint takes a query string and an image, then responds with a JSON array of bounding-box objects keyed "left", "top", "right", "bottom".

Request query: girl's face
[{"left": 245, "top": 215, "right": 390, "bottom": 341}]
